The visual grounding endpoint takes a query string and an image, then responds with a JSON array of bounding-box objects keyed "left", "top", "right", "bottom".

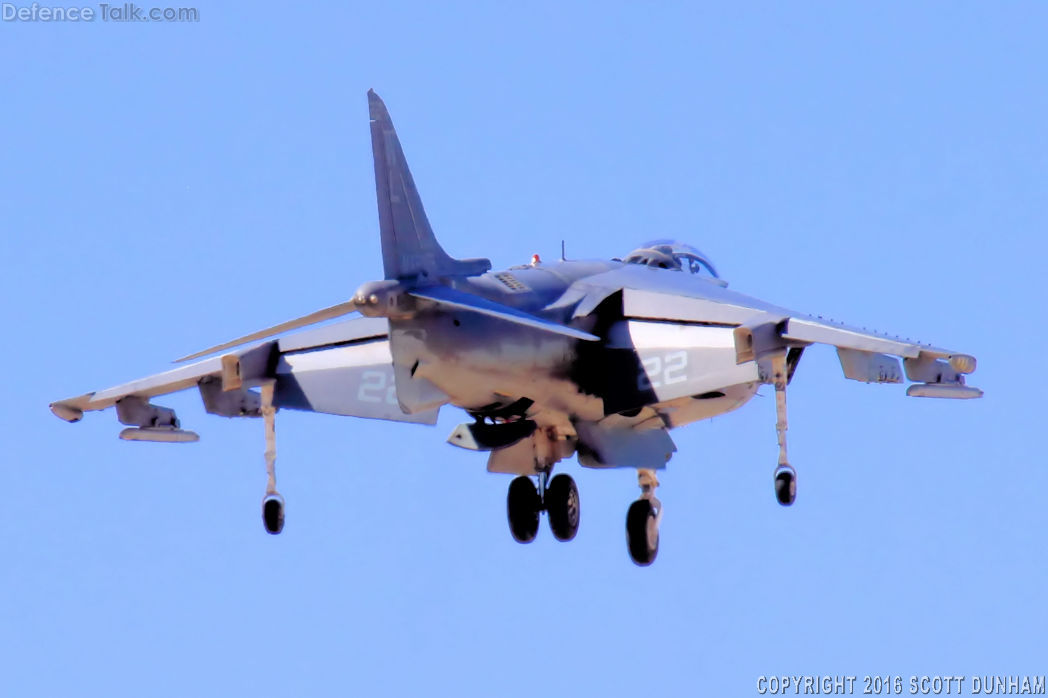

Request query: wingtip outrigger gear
[
  {"left": 770, "top": 353, "right": 797, "bottom": 506},
  {"left": 260, "top": 382, "right": 285, "bottom": 534}
]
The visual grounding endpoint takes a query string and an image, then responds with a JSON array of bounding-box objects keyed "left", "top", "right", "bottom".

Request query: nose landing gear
[{"left": 626, "top": 469, "right": 661, "bottom": 566}]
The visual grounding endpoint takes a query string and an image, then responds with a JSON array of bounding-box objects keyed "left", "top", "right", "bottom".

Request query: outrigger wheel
[{"left": 774, "top": 465, "right": 797, "bottom": 506}]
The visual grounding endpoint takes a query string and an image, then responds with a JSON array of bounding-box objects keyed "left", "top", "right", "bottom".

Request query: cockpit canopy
[{"left": 623, "top": 240, "right": 720, "bottom": 278}]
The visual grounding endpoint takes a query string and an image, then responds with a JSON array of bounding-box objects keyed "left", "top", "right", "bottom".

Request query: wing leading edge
[
  {"left": 777, "top": 316, "right": 981, "bottom": 398},
  {"left": 598, "top": 287, "right": 981, "bottom": 399},
  {"left": 50, "top": 316, "right": 439, "bottom": 440}
]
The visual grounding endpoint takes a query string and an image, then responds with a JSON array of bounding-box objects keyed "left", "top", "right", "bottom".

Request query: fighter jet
[{"left": 50, "top": 90, "right": 982, "bottom": 565}]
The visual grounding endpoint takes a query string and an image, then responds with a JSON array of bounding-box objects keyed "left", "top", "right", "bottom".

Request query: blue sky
[{"left": 2, "top": 2, "right": 1045, "bottom": 695}]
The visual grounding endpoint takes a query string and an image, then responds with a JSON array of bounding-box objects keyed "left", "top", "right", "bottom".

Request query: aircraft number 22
[
  {"left": 357, "top": 370, "right": 399, "bottom": 406},
  {"left": 638, "top": 351, "right": 688, "bottom": 391}
]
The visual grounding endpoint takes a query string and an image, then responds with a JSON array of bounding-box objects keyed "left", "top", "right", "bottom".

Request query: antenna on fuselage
[{"left": 561, "top": 240, "right": 566, "bottom": 261}]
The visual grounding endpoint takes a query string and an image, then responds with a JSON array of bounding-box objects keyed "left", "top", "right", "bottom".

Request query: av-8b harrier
[{"left": 51, "top": 90, "right": 982, "bottom": 565}]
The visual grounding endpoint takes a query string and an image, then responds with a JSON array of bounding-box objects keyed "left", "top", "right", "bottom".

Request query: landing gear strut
[
  {"left": 770, "top": 353, "right": 797, "bottom": 506},
  {"left": 260, "top": 383, "right": 285, "bottom": 534},
  {"left": 626, "top": 469, "right": 661, "bottom": 566},
  {"left": 506, "top": 471, "right": 580, "bottom": 543}
]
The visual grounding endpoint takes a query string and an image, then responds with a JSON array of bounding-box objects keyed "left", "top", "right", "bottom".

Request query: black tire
[
  {"left": 546, "top": 474, "right": 580, "bottom": 542},
  {"left": 262, "top": 494, "right": 285, "bottom": 535},
  {"left": 774, "top": 469, "right": 796, "bottom": 506},
  {"left": 507, "top": 476, "right": 540, "bottom": 543},
  {"left": 626, "top": 498, "right": 658, "bottom": 566}
]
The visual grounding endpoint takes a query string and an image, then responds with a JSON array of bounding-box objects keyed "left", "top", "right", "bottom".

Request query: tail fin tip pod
[{"left": 368, "top": 89, "right": 491, "bottom": 281}]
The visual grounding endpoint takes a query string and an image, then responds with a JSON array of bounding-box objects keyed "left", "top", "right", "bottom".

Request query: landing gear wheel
[
  {"left": 546, "top": 473, "right": 580, "bottom": 542},
  {"left": 507, "top": 476, "right": 540, "bottom": 543},
  {"left": 262, "top": 493, "right": 285, "bottom": 535},
  {"left": 626, "top": 498, "right": 659, "bottom": 566},
  {"left": 774, "top": 465, "right": 796, "bottom": 506}
]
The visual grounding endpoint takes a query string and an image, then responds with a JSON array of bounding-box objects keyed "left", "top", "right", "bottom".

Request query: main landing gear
[
  {"left": 770, "top": 352, "right": 797, "bottom": 507},
  {"left": 505, "top": 468, "right": 663, "bottom": 566},
  {"left": 506, "top": 471, "right": 580, "bottom": 544},
  {"left": 626, "top": 469, "right": 661, "bottom": 566},
  {"left": 260, "top": 383, "right": 285, "bottom": 534}
]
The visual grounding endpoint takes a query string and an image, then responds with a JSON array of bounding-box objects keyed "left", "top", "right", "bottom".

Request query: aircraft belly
[
  {"left": 421, "top": 317, "right": 763, "bottom": 427},
  {"left": 395, "top": 312, "right": 605, "bottom": 420},
  {"left": 654, "top": 382, "right": 759, "bottom": 429},
  {"left": 427, "top": 360, "right": 605, "bottom": 423}
]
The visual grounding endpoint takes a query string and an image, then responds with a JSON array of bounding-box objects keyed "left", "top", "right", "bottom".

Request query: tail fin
[{"left": 368, "top": 90, "right": 490, "bottom": 281}]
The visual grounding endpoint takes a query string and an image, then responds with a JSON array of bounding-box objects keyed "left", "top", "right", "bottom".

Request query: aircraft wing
[
  {"left": 52, "top": 355, "right": 230, "bottom": 419},
  {"left": 774, "top": 315, "right": 981, "bottom": 398},
  {"left": 594, "top": 286, "right": 982, "bottom": 400},
  {"left": 50, "top": 316, "right": 438, "bottom": 442}
]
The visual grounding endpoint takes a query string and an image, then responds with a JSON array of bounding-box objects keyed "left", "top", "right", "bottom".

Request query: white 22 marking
[
  {"left": 357, "top": 370, "right": 399, "bottom": 406},
  {"left": 638, "top": 351, "right": 688, "bottom": 390}
]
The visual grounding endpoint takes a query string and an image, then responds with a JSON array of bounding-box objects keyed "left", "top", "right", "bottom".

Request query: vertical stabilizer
[{"left": 368, "top": 90, "right": 490, "bottom": 281}]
